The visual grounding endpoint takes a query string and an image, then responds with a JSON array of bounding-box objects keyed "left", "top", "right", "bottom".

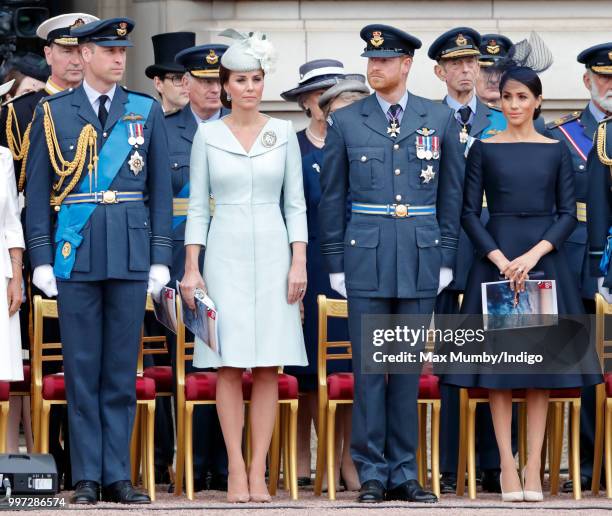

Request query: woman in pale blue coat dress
[{"left": 181, "top": 30, "right": 308, "bottom": 503}]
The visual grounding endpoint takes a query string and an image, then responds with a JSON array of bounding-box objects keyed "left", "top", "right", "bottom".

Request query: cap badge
[
  {"left": 486, "top": 40, "right": 500, "bottom": 54},
  {"left": 608, "top": 50, "right": 612, "bottom": 60},
  {"left": 117, "top": 21, "right": 128, "bottom": 37},
  {"left": 456, "top": 34, "right": 467, "bottom": 46},
  {"left": 370, "top": 31, "right": 384, "bottom": 48},
  {"left": 70, "top": 18, "right": 85, "bottom": 29},
  {"left": 206, "top": 49, "right": 219, "bottom": 65}
]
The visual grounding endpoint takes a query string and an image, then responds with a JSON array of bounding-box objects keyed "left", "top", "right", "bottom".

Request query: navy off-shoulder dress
[{"left": 443, "top": 140, "right": 602, "bottom": 389}]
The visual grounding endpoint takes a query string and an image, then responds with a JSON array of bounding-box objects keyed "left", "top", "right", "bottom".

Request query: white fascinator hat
[{"left": 218, "top": 29, "right": 277, "bottom": 74}]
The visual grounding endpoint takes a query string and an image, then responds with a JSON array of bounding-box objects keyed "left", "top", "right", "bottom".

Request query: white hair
[{"left": 588, "top": 69, "right": 612, "bottom": 112}]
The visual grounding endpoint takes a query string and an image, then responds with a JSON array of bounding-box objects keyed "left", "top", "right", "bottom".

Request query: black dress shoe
[
  {"left": 386, "top": 479, "right": 438, "bottom": 503},
  {"left": 562, "top": 475, "right": 592, "bottom": 493},
  {"left": 358, "top": 479, "right": 386, "bottom": 503},
  {"left": 101, "top": 480, "right": 151, "bottom": 504},
  {"left": 208, "top": 473, "right": 228, "bottom": 491},
  {"left": 193, "top": 475, "right": 207, "bottom": 492},
  {"left": 70, "top": 480, "right": 99, "bottom": 505},
  {"left": 440, "top": 473, "right": 457, "bottom": 494},
  {"left": 481, "top": 469, "right": 501, "bottom": 493}
]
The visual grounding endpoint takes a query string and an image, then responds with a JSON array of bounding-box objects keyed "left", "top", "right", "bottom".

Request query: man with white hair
[{"left": 547, "top": 42, "right": 612, "bottom": 493}]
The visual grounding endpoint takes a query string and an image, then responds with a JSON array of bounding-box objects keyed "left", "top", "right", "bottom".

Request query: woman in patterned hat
[{"left": 181, "top": 29, "right": 308, "bottom": 503}]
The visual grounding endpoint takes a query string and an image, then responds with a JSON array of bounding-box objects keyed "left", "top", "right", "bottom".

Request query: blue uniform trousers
[
  {"left": 57, "top": 279, "right": 147, "bottom": 485},
  {"left": 348, "top": 295, "right": 435, "bottom": 489}
]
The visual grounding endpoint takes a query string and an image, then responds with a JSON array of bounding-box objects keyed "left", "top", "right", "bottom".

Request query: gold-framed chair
[
  {"left": 0, "top": 381, "right": 9, "bottom": 452},
  {"left": 591, "top": 293, "right": 612, "bottom": 497},
  {"left": 30, "top": 295, "right": 157, "bottom": 500},
  {"left": 313, "top": 295, "right": 441, "bottom": 500},
  {"left": 131, "top": 295, "right": 174, "bottom": 487},
  {"left": 173, "top": 294, "right": 299, "bottom": 500},
  {"left": 456, "top": 386, "right": 583, "bottom": 500}
]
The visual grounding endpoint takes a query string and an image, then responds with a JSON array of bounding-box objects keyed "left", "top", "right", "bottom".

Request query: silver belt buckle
[{"left": 100, "top": 190, "right": 118, "bottom": 204}]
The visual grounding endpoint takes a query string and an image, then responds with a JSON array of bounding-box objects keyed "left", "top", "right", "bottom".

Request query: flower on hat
[{"left": 244, "top": 32, "right": 277, "bottom": 74}]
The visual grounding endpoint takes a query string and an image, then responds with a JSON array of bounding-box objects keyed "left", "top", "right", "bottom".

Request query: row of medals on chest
[{"left": 388, "top": 118, "right": 437, "bottom": 184}]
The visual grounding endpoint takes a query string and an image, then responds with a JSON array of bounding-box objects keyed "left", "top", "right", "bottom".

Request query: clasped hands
[{"left": 488, "top": 248, "right": 541, "bottom": 292}]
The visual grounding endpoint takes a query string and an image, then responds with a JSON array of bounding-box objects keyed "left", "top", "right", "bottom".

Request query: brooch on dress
[{"left": 261, "top": 130, "right": 277, "bottom": 148}]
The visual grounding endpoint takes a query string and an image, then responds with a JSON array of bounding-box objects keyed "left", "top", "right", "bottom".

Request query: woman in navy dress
[
  {"left": 282, "top": 63, "right": 368, "bottom": 489},
  {"left": 444, "top": 66, "right": 601, "bottom": 501}
]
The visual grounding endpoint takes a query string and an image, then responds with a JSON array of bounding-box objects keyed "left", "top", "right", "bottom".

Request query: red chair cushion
[
  {"left": 185, "top": 372, "right": 217, "bottom": 401},
  {"left": 0, "top": 381, "right": 10, "bottom": 401},
  {"left": 42, "top": 374, "right": 156, "bottom": 401},
  {"left": 327, "top": 372, "right": 354, "bottom": 401},
  {"left": 42, "top": 374, "right": 66, "bottom": 400},
  {"left": 144, "top": 365, "right": 173, "bottom": 393},
  {"left": 136, "top": 376, "right": 157, "bottom": 400},
  {"left": 468, "top": 387, "right": 581, "bottom": 399},
  {"left": 10, "top": 364, "right": 30, "bottom": 394},
  {"left": 419, "top": 374, "right": 441, "bottom": 400},
  {"left": 605, "top": 373, "right": 612, "bottom": 397},
  {"left": 241, "top": 372, "right": 298, "bottom": 401}
]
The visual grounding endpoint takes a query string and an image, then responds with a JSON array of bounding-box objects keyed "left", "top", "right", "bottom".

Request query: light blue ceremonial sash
[
  {"left": 481, "top": 109, "right": 507, "bottom": 140},
  {"left": 172, "top": 182, "right": 189, "bottom": 229},
  {"left": 53, "top": 93, "right": 153, "bottom": 279}
]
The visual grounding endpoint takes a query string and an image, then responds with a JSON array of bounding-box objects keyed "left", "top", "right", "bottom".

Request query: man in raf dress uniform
[
  {"left": 166, "top": 43, "right": 230, "bottom": 492},
  {"left": 1, "top": 12, "right": 98, "bottom": 488},
  {"left": 25, "top": 17, "right": 172, "bottom": 504},
  {"left": 572, "top": 42, "right": 612, "bottom": 493},
  {"left": 428, "top": 27, "right": 502, "bottom": 494},
  {"left": 145, "top": 31, "right": 194, "bottom": 114},
  {"left": 319, "top": 24, "right": 463, "bottom": 503}
]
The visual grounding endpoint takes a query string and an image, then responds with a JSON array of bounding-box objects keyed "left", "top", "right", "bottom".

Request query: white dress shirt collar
[
  {"left": 82, "top": 79, "right": 116, "bottom": 113},
  {"left": 191, "top": 108, "right": 222, "bottom": 124}
]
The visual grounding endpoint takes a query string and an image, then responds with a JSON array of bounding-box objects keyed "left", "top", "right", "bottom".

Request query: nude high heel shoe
[
  {"left": 521, "top": 467, "right": 544, "bottom": 502},
  {"left": 500, "top": 472, "right": 524, "bottom": 502}
]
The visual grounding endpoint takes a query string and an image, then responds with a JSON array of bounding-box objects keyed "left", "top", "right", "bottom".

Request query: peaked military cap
[
  {"left": 36, "top": 13, "right": 99, "bottom": 46},
  {"left": 360, "top": 24, "right": 422, "bottom": 58},
  {"left": 479, "top": 34, "right": 513, "bottom": 66},
  {"left": 71, "top": 17, "right": 135, "bottom": 47},
  {"left": 428, "top": 27, "right": 481, "bottom": 61},
  {"left": 578, "top": 43, "right": 612, "bottom": 75},
  {"left": 175, "top": 44, "right": 228, "bottom": 78},
  {"left": 145, "top": 31, "right": 196, "bottom": 79}
]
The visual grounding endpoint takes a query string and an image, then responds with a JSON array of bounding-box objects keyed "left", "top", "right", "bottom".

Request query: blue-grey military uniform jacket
[
  {"left": 25, "top": 84, "right": 172, "bottom": 280},
  {"left": 587, "top": 115, "right": 612, "bottom": 286},
  {"left": 163, "top": 104, "right": 229, "bottom": 284},
  {"left": 443, "top": 97, "right": 500, "bottom": 291},
  {"left": 319, "top": 92, "right": 464, "bottom": 298},
  {"left": 547, "top": 106, "right": 598, "bottom": 298}
]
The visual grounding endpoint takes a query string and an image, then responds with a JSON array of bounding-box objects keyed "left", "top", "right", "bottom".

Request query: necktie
[
  {"left": 387, "top": 104, "right": 402, "bottom": 123},
  {"left": 458, "top": 105, "right": 471, "bottom": 132},
  {"left": 98, "top": 94, "right": 109, "bottom": 127}
]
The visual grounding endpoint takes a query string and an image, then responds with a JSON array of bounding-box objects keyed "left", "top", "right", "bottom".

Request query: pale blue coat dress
[{"left": 185, "top": 116, "right": 309, "bottom": 368}]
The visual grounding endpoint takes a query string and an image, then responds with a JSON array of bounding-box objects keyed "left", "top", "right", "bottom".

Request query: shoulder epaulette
[
  {"left": 486, "top": 102, "right": 502, "bottom": 112},
  {"left": 164, "top": 108, "right": 180, "bottom": 117},
  {"left": 44, "top": 88, "right": 74, "bottom": 103},
  {"left": 546, "top": 111, "right": 580, "bottom": 130},
  {"left": 120, "top": 85, "right": 156, "bottom": 101},
  {"left": 1, "top": 89, "right": 35, "bottom": 107}
]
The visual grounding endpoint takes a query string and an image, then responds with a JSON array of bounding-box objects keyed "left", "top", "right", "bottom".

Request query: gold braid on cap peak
[
  {"left": 42, "top": 101, "right": 98, "bottom": 209},
  {"left": 596, "top": 120, "right": 612, "bottom": 167}
]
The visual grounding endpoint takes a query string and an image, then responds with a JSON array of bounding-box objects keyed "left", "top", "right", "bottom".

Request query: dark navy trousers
[
  {"left": 57, "top": 279, "right": 147, "bottom": 486},
  {"left": 347, "top": 295, "right": 435, "bottom": 489}
]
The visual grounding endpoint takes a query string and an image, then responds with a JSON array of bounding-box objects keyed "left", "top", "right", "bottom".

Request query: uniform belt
[
  {"left": 576, "top": 201, "right": 587, "bottom": 223},
  {"left": 351, "top": 202, "right": 436, "bottom": 218},
  {"left": 63, "top": 191, "right": 144, "bottom": 205},
  {"left": 173, "top": 197, "right": 189, "bottom": 216}
]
